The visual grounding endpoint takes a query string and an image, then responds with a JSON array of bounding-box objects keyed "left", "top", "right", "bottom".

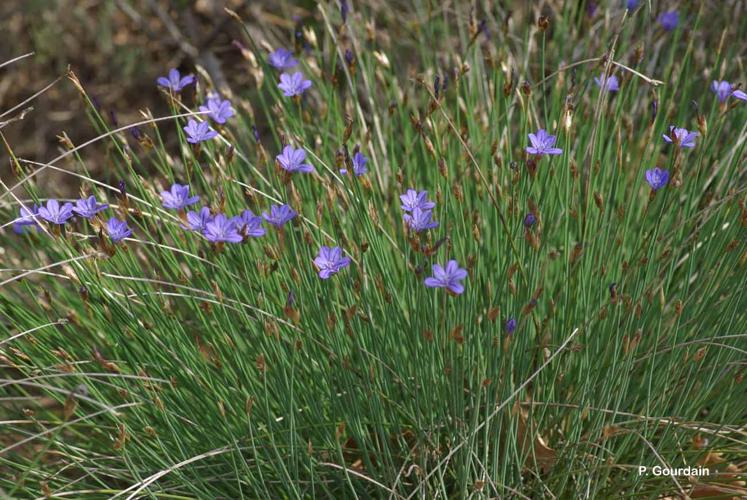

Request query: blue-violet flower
[
  {"left": 400, "top": 189, "right": 435, "bottom": 212},
  {"left": 199, "top": 94, "right": 235, "bottom": 124},
  {"left": 107, "top": 218, "right": 132, "bottom": 242},
  {"left": 73, "top": 195, "right": 108, "bottom": 219},
  {"left": 156, "top": 68, "right": 195, "bottom": 92},
  {"left": 526, "top": 129, "right": 563, "bottom": 156},
  {"left": 183, "top": 119, "right": 218, "bottom": 144},
  {"left": 262, "top": 204, "right": 297, "bottom": 228},
  {"left": 645, "top": 167, "right": 670, "bottom": 191},
  {"left": 278, "top": 72, "right": 312, "bottom": 97},
  {"left": 268, "top": 48, "right": 298, "bottom": 70},
  {"left": 404, "top": 207, "right": 439, "bottom": 232},
  {"left": 38, "top": 199, "right": 74, "bottom": 225},
  {"left": 314, "top": 246, "right": 351, "bottom": 279},
  {"left": 276, "top": 145, "right": 315, "bottom": 174},
  {"left": 204, "top": 214, "right": 243, "bottom": 243},
  {"left": 424, "top": 260, "right": 467, "bottom": 295},
  {"left": 161, "top": 183, "right": 200, "bottom": 210},
  {"left": 662, "top": 126, "right": 698, "bottom": 149}
]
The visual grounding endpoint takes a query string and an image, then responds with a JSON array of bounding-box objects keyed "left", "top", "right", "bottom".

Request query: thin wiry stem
[
  {"left": 0, "top": 403, "right": 140, "bottom": 456},
  {"left": 0, "top": 254, "right": 97, "bottom": 288},
  {"left": 0, "top": 112, "right": 207, "bottom": 202},
  {"left": 0, "top": 319, "right": 68, "bottom": 347},
  {"left": 0, "top": 52, "right": 34, "bottom": 70},
  {"left": 0, "top": 77, "right": 61, "bottom": 120}
]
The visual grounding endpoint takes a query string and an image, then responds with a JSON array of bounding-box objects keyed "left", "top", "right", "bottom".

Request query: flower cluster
[
  {"left": 400, "top": 189, "right": 438, "bottom": 233},
  {"left": 397, "top": 189, "right": 467, "bottom": 294},
  {"left": 13, "top": 196, "right": 131, "bottom": 243},
  {"left": 269, "top": 47, "right": 312, "bottom": 97},
  {"left": 168, "top": 185, "right": 350, "bottom": 279},
  {"left": 83, "top": 42, "right": 743, "bottom": 300},
  {"left": 161, "top": 183, "right": 268, "bottom": 243}
]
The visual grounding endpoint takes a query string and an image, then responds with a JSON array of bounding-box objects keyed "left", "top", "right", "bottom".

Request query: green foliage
[{"left": 1, "top": 1, "right": 745, "bottom": 498}]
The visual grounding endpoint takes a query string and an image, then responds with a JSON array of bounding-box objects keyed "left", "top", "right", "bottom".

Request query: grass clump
[{"left": 1, "top": 1, "right": 746, "bottom": 498}]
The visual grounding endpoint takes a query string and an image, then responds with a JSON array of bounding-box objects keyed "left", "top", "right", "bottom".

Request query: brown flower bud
[{"left": 537, "top": 16, "right": 550, "bottom": 32}]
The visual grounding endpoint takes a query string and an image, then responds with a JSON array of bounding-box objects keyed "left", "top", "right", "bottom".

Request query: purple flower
[
  {"left": 586, "top": 2, "right": 598, "bottom": 17},
  {"left": 262, "top": 204, "right": 297, "bottom": 228},
  {"left": 711, "top": 80, "right": 733, "bottom": 103},
  {"left": 662, "top": 126, "right": 698, "bottom": 149},
  {"left": 524, "top": 212, "right": 537, "bottom": 228},
  {"left": 626, "top": 0, "right": 639, "bottom": 9},
  {"left": 161, "top": 183, "right": 200, "bottom": 210},
  {"left": 424, "top": 260, "right": 467, "bottom": 295},
  {"left": 710, "top": 80, "right": 746, "bottom": 103},
  {"left": 199, "top": 95, "right": 235, "bottom": 124},
  {"left": 403, "top": 207, "right": 439, "bottom": 232},
  {"left": 107, "top": 218, "right": 132, "bottom": 243},
  {"left": 657, "top": 10, "right": 678, "bottom": 31},
  {"left": 13, "top": 204, "right": 41, "bottom": 233},
  {"left": 645, "top": 167, "right": 670, "bottom": 191},
  {"left": 276, "top": 145, "right": 315, "bottom": 174},
  {"left": 340, "top": 151, "right": 368, "bottom": 176},
  {"left": 203, "top": 214, "right": 243, "bottom": 243},
  {"left": 268, "top": 48, "right": 298, "bottom": 70},
  {"left": 313, "top": 246, "right": 351, "bottom": 279},
  {"left": 183, "top": 119, "right": 218, "bottom": 144},
  {"left": 38, "top": 199, "right": 74, "bottom": 225},
  {"left": 339, "top": 0, "right": 349, "bottom": 23},
  {"left": 594, "top": 74, "right": 620, "bottom": 93},
  {"left": 233, "top": 210, "right": 265, "bottom": 238},
  {"left": 73, "top": 195, "right": 108, "bottom": 219},
  {"left": 156, "top": 68, "right": 195, "bottom": 92},
  {"left": 505, "top": 317, "right": 517, "bottom": 335},
  {"left": 400, "top": 189, "right": 435, "bottom": 212},
  {"left": 278, "top": 72, "right": 312, "bottom": 97},
  {"left": 526, "top": 129, "right": 563, "bottom": 156},
  {"left": 184, "top": 207, "right": 213, "bottom": 232},
  {"left": 351, "top": 151, "right": 368, "bottom": 176}
]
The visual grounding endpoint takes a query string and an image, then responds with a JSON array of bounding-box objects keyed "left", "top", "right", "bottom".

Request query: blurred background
[{"left": 0, "top": 0, "right": 329, "bottom": 192}]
